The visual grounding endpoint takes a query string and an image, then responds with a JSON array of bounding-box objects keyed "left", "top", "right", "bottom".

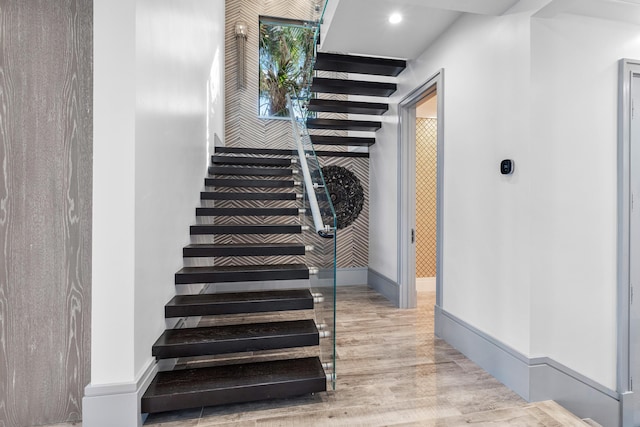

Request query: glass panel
[{"left": 287, "top": 91, "right": 337, "bottom": 390}]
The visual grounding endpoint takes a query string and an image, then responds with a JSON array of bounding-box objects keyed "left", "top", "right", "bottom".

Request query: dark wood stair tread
[
  {"left": 306, "top": 118, "right": 381, "bottom": 132},
  {"left": 141, "top": 357, "right": 326, "bottom": 413},
  {"left": 214, "top": 146, "right": 369, "bottom": 158},
  {"left": 201, "top": 191, "right": 297, "bottom": 201},
  {"left": 205, "top": 178, "right": 294, "bottom": 188},
  {"left": 208, "top": 166, "right": 293, "bottom": 177},
  {"left": 309, "top": 135, "right": 376, "bottom": 147},
  {"left": 152, "top": 319, "right": 319, "bottom": 359},
  {"left": 195, "top": 207, "right": 299, "bottom": 217},
  {"left": 165, "top": 289, "right": 314, "bottom": 317},
  {"left": 310, "top": 77, "right": 397, "bottom": 97},
  {"left": 190, "top": 224, "right": 301, "bottom": 235},
  {"left": 175, "top": 264, "right": 309, "bottom": 284},
  {"left": 307, "top": 98, "right": 388, "bottom": 115},
  {"left": 183, "top": 243, "right": 306, "bottom": 257},
  {"left": 211, "top": 155, "right": 292, "bottom": 167},
  {"left": 314, "top": 52, "right": 406, "bottom": 76}
]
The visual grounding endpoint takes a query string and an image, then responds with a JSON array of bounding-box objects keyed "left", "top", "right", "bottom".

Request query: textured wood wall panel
[{"left": 0, "top": 1, "right": 92, "bottom": 426}]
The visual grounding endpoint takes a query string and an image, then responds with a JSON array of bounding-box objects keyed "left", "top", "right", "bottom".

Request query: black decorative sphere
[{"left": 320, "top": 165, "right": 364, "bottom": 229}]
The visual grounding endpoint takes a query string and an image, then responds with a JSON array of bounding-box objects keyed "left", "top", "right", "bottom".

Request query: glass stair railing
[
  {"left": 284, "top": 0, "right": 336, "bottom": 391},
  {"left": 287, "top": 91, "right": 337, "bottom": 390}
]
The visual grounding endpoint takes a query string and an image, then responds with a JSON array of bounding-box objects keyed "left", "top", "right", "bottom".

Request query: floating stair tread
[
  {"left": 175, "top": 263, "right": 309, "bottom": 284},
  {"left": 152, "top": 319, "right": 319, "bottom": 359},
  {"left": 306, "top": 118, "right": 381, "bottom": 132},
  {"left": 208, "top": 166, "right": 293, "bottom": 177},
  {"left": 214, "top": 147, "right": 369, "bottom": 158},
  {"left": 190, "top": 224, "right": 301, "bottom": 235},
  {"left": 165, "top": 289, "right": 314, "bottom": 317},
  {"left": 314, "top": 52, "right": 406, "bottom": 76},
  {"left": 183, "top": 243, "right": 306, "bottom": 257},
  {"left": 307, "top": 98, "right": 388, "bottom": 115},
  {"left": 216, "top": 147, "right": 295, "bottom": 156},
  {"left": 205, "top": 178, "right": 294, "bottom": 188},
  {"left": 201, "top": 192, "right": 297, "bottom": 201},
  {"left": 211, "top": 155, "right": 291, "bottom": 167},
  {"left": 195, "top": 207, "right": 299, "bottom": 217},
  {"left": 310, "top": 135, "right": 376, "bottom": 147},
  {"left": 310, "top": 77, "right": 397, "bottom": 97},
  {"left": 141, "top": 357, "right": 326, "bottom": 413}
]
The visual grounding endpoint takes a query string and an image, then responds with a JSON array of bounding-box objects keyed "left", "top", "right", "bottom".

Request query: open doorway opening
[
  {"left": 398, "top": 70, "right": 443, "bottom": 310},
  {"left": 415, "top": 93, "right": 438, "bottom": 295}
]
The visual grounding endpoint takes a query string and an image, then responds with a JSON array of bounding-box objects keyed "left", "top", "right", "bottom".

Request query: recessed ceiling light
[{"left": 389, "top": 13, "right": 402, "bottom": 24}]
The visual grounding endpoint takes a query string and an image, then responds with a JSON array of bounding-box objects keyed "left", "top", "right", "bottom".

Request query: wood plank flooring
[{"left": 143, "top": 286, "right": 590, "bottom": 426}]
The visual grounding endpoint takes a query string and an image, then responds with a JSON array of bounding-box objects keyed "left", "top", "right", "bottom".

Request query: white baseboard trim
[
  {"left": 336, "top": 267, "right": 368, "bottom": 285},
  {"left": 367, "top": 268, "right": 399, "bottom": 305},
  {"left": 83, "top": 357, "right": 157, "bottom": 427},
  {"left": 435, "top": 306, "right": 621, "bottom": 427}
]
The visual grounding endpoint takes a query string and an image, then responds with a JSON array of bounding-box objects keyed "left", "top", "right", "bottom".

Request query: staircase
[
  {"left": 141, "top": 46, "right": 406, "bottom": 415},
  {"left": 141, "top": 148, "right": 329, "bottom": 414},
  {"left": 307, "top": 52, "right": 407, "bottom": 148}
]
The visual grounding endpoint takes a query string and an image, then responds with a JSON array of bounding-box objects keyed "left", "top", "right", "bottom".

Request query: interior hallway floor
[{"left": 143, "top": 285, "right": 593, "bottom": 426}]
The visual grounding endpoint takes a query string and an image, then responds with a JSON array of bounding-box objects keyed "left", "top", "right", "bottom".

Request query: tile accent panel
[
  {"left": 416, "top": 118, "right": 437, "bottom": 278},
  {"left": 224, "top": 0, "right": 368, "bottom": 269}
]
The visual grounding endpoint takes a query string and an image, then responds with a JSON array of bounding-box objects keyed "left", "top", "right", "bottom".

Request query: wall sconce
[{"left": 235, "top": 21, "right": 248, "bottom": 90}]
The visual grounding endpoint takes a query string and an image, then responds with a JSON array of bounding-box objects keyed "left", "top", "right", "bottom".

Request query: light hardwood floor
[{"left": 143, "top": 285, "right": 592, "bottom": 426}]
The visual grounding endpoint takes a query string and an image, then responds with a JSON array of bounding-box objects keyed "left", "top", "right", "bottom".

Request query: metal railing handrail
[{"left": 286, "top": 94, "right": 334, "bottom": 238}]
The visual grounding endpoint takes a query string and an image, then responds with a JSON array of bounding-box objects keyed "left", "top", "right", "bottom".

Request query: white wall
[
  {"left": 371, "top": 9, "right": 534, "bottom": 355},
  {"left": 530, "top": 13, "right": 640, "bottom": 391},
  {"left": 370, "top": 3, "right": 640, "bottom": 392},
  {"left": 134, "top": 0, "right": 225, "bottom": 379},
  {"left": 88, "top": 0, "right": 224, "bottom": 423},
  {"left": 92, "top": 0, "right": 137, "bottom": 385}
]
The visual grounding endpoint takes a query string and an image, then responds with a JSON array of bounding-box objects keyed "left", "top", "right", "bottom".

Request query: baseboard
[
  {"left": 367, "top": 268, "right": 399, "bottom": 306},
  {"left": 337, "top": 267, "right": 368, "bottom": 285},
  {"left": 529, "top": 359, "right": 620, "bottom": 427},
  {"left": 83, "top": 357, "right": 157, "bottom": 427},
  {"left": 435, "top": 306, "right": 531, "bottom": 400},
  {"left": 435, "top": 306, "right": 621, "bottom": 427}
]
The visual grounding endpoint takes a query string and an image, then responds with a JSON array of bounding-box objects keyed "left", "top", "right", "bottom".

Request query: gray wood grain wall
[{"left": 0, "top": 1, "right": 92, "bottom": 426}]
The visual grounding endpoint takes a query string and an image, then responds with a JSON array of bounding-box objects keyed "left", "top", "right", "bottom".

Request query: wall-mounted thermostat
[{"left": 500, "top": 159, "right": 514, "bottom": 175}]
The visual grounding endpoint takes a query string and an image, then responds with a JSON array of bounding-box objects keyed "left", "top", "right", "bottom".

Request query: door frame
[
  {"left": 618, "top": 58, "right": 640, "bottom": 426},
  {"left": 397, "top": 69, "right": 444, "bottom": 309}
]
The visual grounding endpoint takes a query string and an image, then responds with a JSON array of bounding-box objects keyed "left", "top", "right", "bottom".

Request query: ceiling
[
  {"left": 319, "top": 0, "right": 640, "bottom": 60},
  {"left": 319, "top": 0, "right": 522, "bottom": 59},
  {"left": 534, "top": 0, "right": 640, "bottom": 25}
]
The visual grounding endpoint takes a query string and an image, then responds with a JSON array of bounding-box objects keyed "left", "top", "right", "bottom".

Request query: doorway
[
  {"left": 398, "top": 70, "right": 444, "bottom": 310},
  {"left": 618, "top": 58, "right": 640, "bottom": 425},
  {"left": 415, "top": 93, "right": 438, "bottom": 295}
]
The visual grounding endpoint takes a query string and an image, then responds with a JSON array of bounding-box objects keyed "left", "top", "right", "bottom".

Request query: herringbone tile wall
[
  {"left": 224, "top": 0, "right": 369, "bottom": 269},
  {"left": 225, "top": 0, "right": 315, "bottom": 150},
  {"left": 416, "top": 118, "right": 437, "bottom": 278}
]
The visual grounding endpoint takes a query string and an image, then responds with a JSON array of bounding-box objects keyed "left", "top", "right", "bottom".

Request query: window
[{"left": 259, "top": 17, "right": 315, "bottom": 118}]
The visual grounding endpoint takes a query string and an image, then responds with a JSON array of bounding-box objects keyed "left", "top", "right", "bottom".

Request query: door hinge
[{"left": 411, "top": 229, "right": 415, "bottom": 244}]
